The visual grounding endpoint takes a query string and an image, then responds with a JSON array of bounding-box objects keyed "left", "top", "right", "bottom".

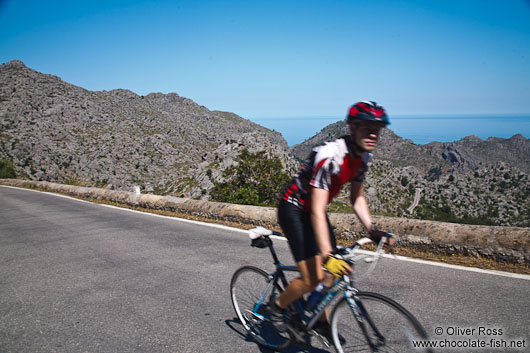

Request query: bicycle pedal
[{"left": 284, "top": 323, "right": 306, "bottom": 343}]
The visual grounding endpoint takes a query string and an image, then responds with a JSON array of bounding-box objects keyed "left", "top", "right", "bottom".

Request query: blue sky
[{"left": 1, "top": 0, "right": 529, "bottom": 120}]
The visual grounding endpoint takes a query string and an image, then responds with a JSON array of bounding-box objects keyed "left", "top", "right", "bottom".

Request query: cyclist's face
[{"left": 350, "top": 122, "right": 382, "bottom": 151}]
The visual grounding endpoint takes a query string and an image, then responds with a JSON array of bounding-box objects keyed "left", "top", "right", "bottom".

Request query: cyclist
[{"left": 271, "top": 101, "right": 391, "bottom": 340}]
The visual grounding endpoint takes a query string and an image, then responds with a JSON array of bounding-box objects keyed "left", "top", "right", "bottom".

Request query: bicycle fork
[{"left": 345, "top": 291, "right": 386, "bottom": 351}]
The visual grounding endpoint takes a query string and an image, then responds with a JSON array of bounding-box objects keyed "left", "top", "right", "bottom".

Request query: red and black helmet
[{"left": 346, "top": 101, "right": 390, "bottom": 126}]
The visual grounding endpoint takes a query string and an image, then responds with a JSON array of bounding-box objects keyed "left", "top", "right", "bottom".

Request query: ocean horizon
[{"left": 253, "top": 115, "right": 530, "bottom": 146}]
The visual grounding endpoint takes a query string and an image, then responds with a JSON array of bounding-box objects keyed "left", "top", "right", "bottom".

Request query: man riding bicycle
[{"left": 272, "top": 101, "right": 391, "bottom": 340}]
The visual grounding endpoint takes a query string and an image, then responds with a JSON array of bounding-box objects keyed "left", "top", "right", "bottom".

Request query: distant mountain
[
  {"left": 291, "top": 120, "right": 530, "bottom": 174},
  {"left": 291, "top": 120, "right": 529, "bottom": 227},
  {"left": 1, "top": 60, "right": 527, "bottom": 226},
  {"left": 0, "top": 60, "right": 294, "bottom": 197}
]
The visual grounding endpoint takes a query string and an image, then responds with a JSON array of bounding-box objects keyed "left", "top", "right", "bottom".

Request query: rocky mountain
[
  {"left": 0, "top": 60, "right": 295, "bottom": 198},
  {"left": 1, "top": 60, "right": 528, "bottom": 227},
  {"left": 291, "top": 120, "right": 530, "bottom": 174},
  {"left": 292, "top": 120, "right": 529, "bottom": 227}
]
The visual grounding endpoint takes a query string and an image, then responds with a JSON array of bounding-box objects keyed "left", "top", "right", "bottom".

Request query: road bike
[{"left": 230, "top": 226, "right": 433, "bottom": 352}]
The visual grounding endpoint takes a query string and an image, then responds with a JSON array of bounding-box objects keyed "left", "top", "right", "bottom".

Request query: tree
[{"left": 210, "top": 149, "right": 291, "bottom": 206}]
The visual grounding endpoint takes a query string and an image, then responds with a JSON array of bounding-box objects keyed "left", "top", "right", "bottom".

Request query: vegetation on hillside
[
  {"left": 2, "top": 60, "right": 528, "bottom": 228},
  {"left": 0, "top": 60, "right": 292, "bottom": 199},
  {"left": 210, "top": 149, "right": 291, "bottom": 206},
  {"left": 0, "top": 159, "right": 16, "bottom": 178}
]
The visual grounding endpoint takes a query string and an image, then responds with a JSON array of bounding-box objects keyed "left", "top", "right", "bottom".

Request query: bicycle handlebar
[
  {"left": 333, "top": 233, "right": 394, "bottom": 278},
  {"left": 335, "top": 233, "right": 393, "bottom": 259},
  {"left": 248, "top": 227, "right": 394, "bottom": 276}
]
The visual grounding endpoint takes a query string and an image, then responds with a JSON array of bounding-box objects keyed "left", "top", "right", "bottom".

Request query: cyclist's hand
[
  {"left": 369, "top": 229, "right": 388, "bottom": 244},
  {"left": 323, "top": 255, "right": 351, "bottom": 277},
  {"left": 369, "top": 223, "right": 395, "bottom": 246},
  {"left": 369, "top": 229, "right": 395, "bottom": 253}
]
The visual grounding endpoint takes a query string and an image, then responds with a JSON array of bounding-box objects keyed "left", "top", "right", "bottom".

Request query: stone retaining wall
[{"left": 1, "top": 179, "right": 528, "bottom": 264}]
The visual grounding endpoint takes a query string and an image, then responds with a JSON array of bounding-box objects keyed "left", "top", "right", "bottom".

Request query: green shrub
[
  {"left": 0, "top": 159, "right": 16, "bottom": 178},
  {"left": 210, "top": 149, "right": 290, "bottom": 206}
]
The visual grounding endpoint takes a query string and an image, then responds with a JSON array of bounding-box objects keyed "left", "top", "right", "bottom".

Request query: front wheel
[
  {"left": 330, "top": 291, "right": 432, "bottom": 353},
  {"left": 230, "top": 266, "right": 291, "bottom": 351}
]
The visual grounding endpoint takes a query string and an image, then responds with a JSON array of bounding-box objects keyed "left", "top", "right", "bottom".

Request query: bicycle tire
[
  {"left": 330, "top": 291, "right": 433, "bottom": 353},
  {"left": 230, "top": 266, "right": 291, "bottom": 351}
]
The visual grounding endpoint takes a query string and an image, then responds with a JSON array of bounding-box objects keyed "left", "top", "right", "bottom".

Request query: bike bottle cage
[{"left": 249, "top": 226, "right": 273, "bottom": 248}]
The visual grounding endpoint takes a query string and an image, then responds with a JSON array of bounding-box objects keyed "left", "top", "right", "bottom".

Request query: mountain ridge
[
  {"left": 0, "top": 60, "right": 294, "bottom": 198},
  {"left": 1, "top": 60, "right": 528, "bottom": 226},
  {"left": 291, "top": 120, "right": 529, "bottom": 174},
  {"left": 291, "top": 120, "right": 529, "bottom": 227}
]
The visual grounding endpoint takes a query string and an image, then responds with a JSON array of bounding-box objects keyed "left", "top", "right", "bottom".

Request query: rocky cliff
[
  {"left": 291, "top": 120, "right": 529, "bottom": 227},
  {"left": 1, "top": 60, "right": 528, "bottom": 227},
  {"left": 0, "top": 60, "right": 294, "bottom": 198}
]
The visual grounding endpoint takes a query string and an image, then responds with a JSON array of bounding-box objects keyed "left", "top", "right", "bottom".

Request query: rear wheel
[
  {"left": 230, "top": 266, "right": 291, "bottom": 351},
  {"left": 330, "top": 291, "right": 432, "bottom": 352}
]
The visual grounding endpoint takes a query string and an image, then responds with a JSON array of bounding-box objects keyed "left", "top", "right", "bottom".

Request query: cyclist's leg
[
  {"left": 276, "top": 255, "right": 322, "bottom": 308},
  {"left": 278, "top": 210, "right": 336, "bottom": 320},
  {"left": 276, "top": 200, "right": 336, "bottom": 311}
]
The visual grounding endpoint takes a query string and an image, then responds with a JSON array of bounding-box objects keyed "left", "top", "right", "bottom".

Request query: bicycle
[{"left": 230, "top": 226, "right": 433, "bottom": 352}]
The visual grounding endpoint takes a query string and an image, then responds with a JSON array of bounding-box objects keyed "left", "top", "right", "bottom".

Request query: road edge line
[{"left": 2, "top": 185, "right": 528, "bottom": 280}]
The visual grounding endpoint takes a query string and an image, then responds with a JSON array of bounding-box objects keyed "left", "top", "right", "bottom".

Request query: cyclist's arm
[
  {"left": 310, "top": 187, "right": 334, "bottom": 259},
  {"left": 350, "top": 181, "right": 374, "bottom": 232},
  {"left": 350, "top": 182, "right": 394, "bottom": 245}
]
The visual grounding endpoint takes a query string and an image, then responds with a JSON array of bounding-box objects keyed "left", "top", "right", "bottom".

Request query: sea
[{"left": 253, "top": 115, "right": 530, "bottom": 146}]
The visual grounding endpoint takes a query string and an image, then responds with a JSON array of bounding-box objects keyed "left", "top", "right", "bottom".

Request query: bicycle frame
[
  {"left": 253, "top": 238, "right": 347, "bottom": 333},
  {"left": 248, "top": 241, "right": 295, "bottom": 321},
  {"left": 238, "top": 229, "right": 430, "bottom": 352},
  {"left": 305, "top": 279, "right": 344, "bottom": 328}
]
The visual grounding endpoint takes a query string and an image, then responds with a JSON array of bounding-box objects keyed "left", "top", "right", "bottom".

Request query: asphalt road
[{"left": 1, "top": 186, "right": 529, "bottom": 353}]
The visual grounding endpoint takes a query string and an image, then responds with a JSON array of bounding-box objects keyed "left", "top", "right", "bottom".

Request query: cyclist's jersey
[{"left": 281, "top": 135, "right": 372, "bottom": 212}]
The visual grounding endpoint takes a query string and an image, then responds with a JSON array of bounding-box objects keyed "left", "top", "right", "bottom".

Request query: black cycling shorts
[{"left": 278, "top": 199, "right": 336, "bottom": 263}]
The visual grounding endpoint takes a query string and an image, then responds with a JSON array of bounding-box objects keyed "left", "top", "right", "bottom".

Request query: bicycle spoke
[
  {"left": 330, "top": 292, "right": 431, "bottom": 353},
  {"left": 230, "top": 266, "right": 291, "bottom": 351}
]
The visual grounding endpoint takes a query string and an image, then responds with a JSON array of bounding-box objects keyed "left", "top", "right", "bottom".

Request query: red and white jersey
[{"left": 281, "top": 135, "right": 371, "bottom": 212}]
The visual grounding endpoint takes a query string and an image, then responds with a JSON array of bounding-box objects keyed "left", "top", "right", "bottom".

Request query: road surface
[{"left": 1, "top": 186, "right": 528, "bottom": 352}]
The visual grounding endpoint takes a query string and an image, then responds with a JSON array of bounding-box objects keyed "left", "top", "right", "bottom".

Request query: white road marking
[{"left": 2, "top": 185, "right": 528, "bottom": 280}]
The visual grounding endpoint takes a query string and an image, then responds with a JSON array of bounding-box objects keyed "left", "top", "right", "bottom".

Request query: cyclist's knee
[
  {"left": 300, "top": 277, "right": 320, "bottom": 293},
  {"left": 297, "top": 256, "right": 324, "bottom": 293}
]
